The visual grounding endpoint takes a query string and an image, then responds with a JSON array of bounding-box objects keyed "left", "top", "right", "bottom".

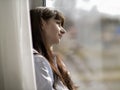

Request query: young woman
[{"left": 30, "top": 7, "right": 76, "bottom": 90}]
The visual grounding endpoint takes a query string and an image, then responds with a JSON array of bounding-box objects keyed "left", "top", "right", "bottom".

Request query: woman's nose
[{"left": 60, "top": 27, "right": 66, "bottom": 34}]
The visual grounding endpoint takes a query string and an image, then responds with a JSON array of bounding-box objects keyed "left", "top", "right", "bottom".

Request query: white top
[{"left": 33, "top": 49, "right": 69, "bottom": 90}]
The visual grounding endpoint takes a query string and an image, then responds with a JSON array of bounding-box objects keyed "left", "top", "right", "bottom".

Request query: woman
[{"left": 30, "top": 7, "right": 76, "bottom": 90}]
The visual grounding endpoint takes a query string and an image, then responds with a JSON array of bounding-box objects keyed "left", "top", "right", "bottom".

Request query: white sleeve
[{"left": 34, "top": 55, "right": 55, "bottom": 90}]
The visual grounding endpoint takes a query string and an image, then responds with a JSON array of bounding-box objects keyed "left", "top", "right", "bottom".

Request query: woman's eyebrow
[{"left": 56, "top": 20, "right": 61, "bottom": 23}]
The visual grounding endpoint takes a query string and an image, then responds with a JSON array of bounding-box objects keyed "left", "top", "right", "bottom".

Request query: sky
[
  {"left": 46, "top": 0, "right": 120, "bottom": 16},
  {"left": 76, "top": 0, "right": 120, "bottom": 16}
]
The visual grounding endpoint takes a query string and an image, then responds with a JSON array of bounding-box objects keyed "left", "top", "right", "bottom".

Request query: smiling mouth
[{"left": 58, "top": 34, "right": 62, "bottom": 39}]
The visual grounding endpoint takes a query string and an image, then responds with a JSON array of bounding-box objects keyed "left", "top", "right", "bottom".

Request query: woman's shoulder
[
  {"left": 33, "top": 49, "right": 47, "bottom": 63},
  {"left": 33, "top": 49, "right": 53, "bottom": 75},
  {"left": 34, "top": 55, "right": 48, "bottom": 66},
  {"left": 34, "top": 54, "right": 46, "bottom": 63}
]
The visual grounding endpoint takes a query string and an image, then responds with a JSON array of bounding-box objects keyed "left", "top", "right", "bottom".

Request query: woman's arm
[{"left": 34, "top": 55, "right": 54, "bottom": 90}]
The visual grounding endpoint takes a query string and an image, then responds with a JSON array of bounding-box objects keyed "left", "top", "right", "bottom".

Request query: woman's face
[{"left": 43, "top": 18, "right": 66, "bottom": 46}]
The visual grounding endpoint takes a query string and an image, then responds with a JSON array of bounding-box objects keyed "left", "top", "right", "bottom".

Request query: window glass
[{"left": 46, "top": 0, "right": 120, "bottom": 90}]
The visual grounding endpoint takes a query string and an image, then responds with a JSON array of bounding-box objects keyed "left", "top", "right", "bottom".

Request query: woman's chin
[{"left": 54, "top": 39, "right": 60, "bottom": 44}]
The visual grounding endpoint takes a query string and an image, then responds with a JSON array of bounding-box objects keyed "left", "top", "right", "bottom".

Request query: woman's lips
[{"left": 58, "top": 34, "right": 62, "bottom": 39}]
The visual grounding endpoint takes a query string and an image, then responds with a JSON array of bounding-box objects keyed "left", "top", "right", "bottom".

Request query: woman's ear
[{"left": 41, "top": 18, "right": 47, "bottom": 30}]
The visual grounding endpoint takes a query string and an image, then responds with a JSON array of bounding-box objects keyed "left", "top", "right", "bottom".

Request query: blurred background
[{"left": 46, "top": 0, "right": 120, "bottom": 90}]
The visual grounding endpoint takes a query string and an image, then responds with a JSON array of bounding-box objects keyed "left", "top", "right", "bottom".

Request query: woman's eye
[{"left": 56, "top": 22, "right": 61, "bottom": 26}]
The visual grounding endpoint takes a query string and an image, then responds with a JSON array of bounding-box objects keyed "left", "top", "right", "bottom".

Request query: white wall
[{"left": 0, "top": 0, "right": 44, "bottom": 90}]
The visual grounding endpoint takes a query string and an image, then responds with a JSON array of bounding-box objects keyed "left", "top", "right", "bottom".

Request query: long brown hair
[{"left": 30, "top": 7, "right": 76, "bottom": 90}]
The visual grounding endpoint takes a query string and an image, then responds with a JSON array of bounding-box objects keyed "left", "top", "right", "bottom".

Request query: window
[{"left": 46, "top": 0, "right": 120, "bottom": 90}]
